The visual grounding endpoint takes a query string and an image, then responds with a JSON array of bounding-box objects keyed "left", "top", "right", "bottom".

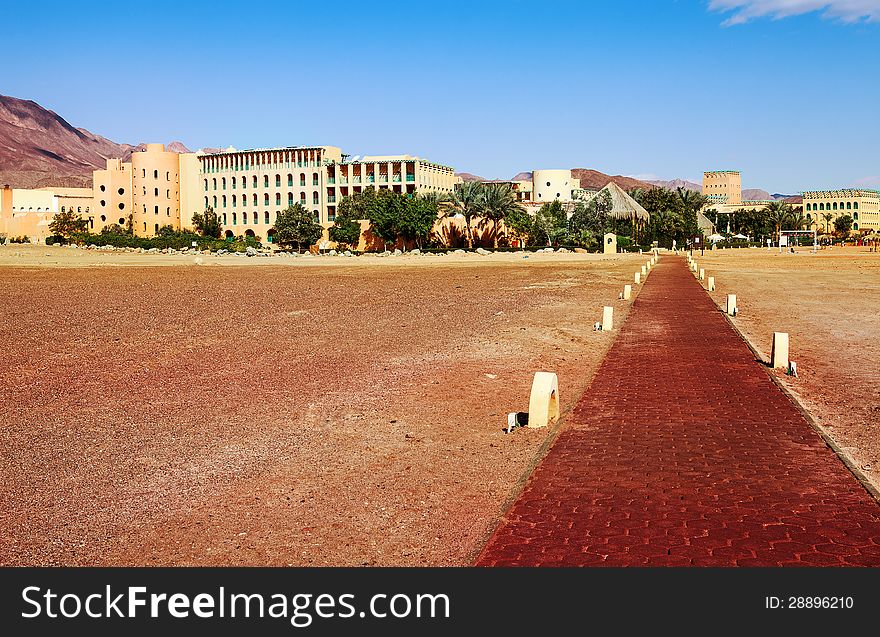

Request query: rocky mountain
[
  {"left": 455, "top": 172, "right": 484, "bottom": 182},
  {"left": 0, "top": 94, "right": 190, "bottom": 188},
  {"left": 742, "top": 188, "right": 773, "bottom": 201},
  {"left": 646, "top": 178, "right": 702, "bottom": 192},
  {"left": 569, "top": 169, "right": 654, "bottom": 192}
]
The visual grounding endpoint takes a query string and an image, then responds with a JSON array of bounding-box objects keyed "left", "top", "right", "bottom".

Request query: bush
[
  {"left": 45, "top": 234, "right": 67, "bottom": 245},
  {"left": 8, "top": 235, "right": 31, "bottom": 244},
  {"left": 68, "top": 228, "right": 262, "bottom": 253}
]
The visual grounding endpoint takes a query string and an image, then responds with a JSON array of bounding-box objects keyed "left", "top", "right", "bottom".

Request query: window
[
  {"left": 213, "top": 178, "right": 217, "bottom": 190},
  {"left": 213, "top": 196, "right": 217, "bottom": 208},
  {"left": 232, "top": 195, "right": 237, "bottom": 207},
  {"left": 232, "top": 213, "right": 237, "bottom": 225},
  {"left": 854, "top": 202, "right": 859, "bottom": 210},
  {"left": 118, "top": 203, "right": 125, "bottom": 210},
  {"left": 100, "top": 200, "right": 106, "bottom": 207},
  {"left": 166, "top": 171, "right": 170, "bottom": 181},
  {"left": 288, "top": 174, "right": 293, "bottom": 187},
  {"left": 264, "top": 194, "right": 269, "bottom": 206},
  {"left": 833, "top": 202, "right": 837, "bottom": 210},
  {"left": 243, "top": 212, "right": 248, "bottom": 224},
  {"left": 166, "top": 189, "right": 170, "bottom": 198},
  {"left": 300, "top": 173, "right": 306, "bottom": 187},
  {"left": 204, "top": 179, "right": 208, "bottom": 191},
  {"left": 819, "top": 203, "right": 824, "bottom": 210},
  {"left": 223, "top": 213, "right": 227, "bottom": 224},
  {"left": 253, "top": 211, "right": 259, "bottom": 224},
  {"left": 253, "top": 194, "right": 258, "bottom": 206},
  {"left": 155, "top": 223, "right": 159, "bottom": 234},
  {"left": 264, "top": 211, "right": 270, "bottom": 224},
  {"left": 288, "top": 192, "right": 294, "bottom": 206},
  {"left": 847, "top": 202, "right": 851, "bottom": 209},
  {"left": 232, "top": 177, "right": 237, "bottom": 189},
  {"left": 205, "top": 197, "right": 209, "bottom": 208},
  {"left": 118, "top": 218, "right": 125, "bottom": 225},
  {"left": 276, "top": 193, "right": 281, "bottom": 205},
  {"left": 313, "top": 192, "right": 319, "bottom": 204},
  {"left": 61, "top": 206, "right": 66, "bottom": 212},
  {"left": 275, "top": 174, "right": 281, "bottom": 187},
  {"left": 300, "top": 193, "right": 306, "bottom": 204},
  {"left": 154, "top": 206, "right": 159, "bottom": 215},
  {"left": 264, "top": 175, "right": 269, "bottom": 188},
  {"left": 118, "top": 187, "right": 125, "bottom": 195},
  {"left": 166, "top": 207, "right": 170, "bottom": 216},
  {"left": 253, "top": 175, "right": 258, "bottom": 188},
  {"left": 153, "top": 170, "right": 158, "bottom": 179},
  {"left": 100, "top": 185, "right": 106, "bottom": 192},
  {"left": 222, "top": 195, "right": 227, "bottom": 208},
  {"left": 222, "top": 177, "right": 227, "bottom": 189},
  {"left": 313, "top": 174, "right": 318, "bottom": 186}
]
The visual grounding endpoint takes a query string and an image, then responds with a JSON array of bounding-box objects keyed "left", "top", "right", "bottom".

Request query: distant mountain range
[
  {"left": 456, "top": 169, "right": 657, "bottom": 192},
  {"left": 645, "top": 178, "right": 702, "bottom": 192},
  {"left": 0, "top": 94, "right": 190, "bottom": 188}
]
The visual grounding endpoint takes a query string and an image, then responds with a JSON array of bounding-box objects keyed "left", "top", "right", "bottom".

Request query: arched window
[
  {"left": 264, "top": 211, "right": 270, "bottom": 224},
  {"left": 276, "top": 193, "right": 281, "bottom": 205},
  {"left": 225, "top": 230, "right": 234, "bottom": 239},
  {"left": 253, "top": 175, "right": 258, "bottom": 188},
  {"left": 300, "top": 173, "right": 306, "bottom": 187},
  {"left": 245, "top": 229, "right": 255, "bottom": 238},
  {"left": 819, "top": 203, "right": 824, "bottom": 210},
  {"left": 204, "top": 179, "right": 208, "bottom": 191},
  {"left": 243, "top": 212, "right": 248, "bottom": 224},
  {"left": 213, "top": 196, "right": 217, "bottom": 208},
  {"left": 222, "top": 195, "right": 227, "bottom": 208},
  {"left": 313, "top": 174, "right": 319, "bottom": 186},
  {"left": 101, "top": 215, "right": 106, "bottom": 222},
  {"left": 853, "top": 212, "right": 859, "bottom": 220},
  {"left": 144, "top": 222, "right": 147, "bottom": 232},
  {"left": 222, "top": 177, "right": 227, "bottom": 189},
  {"left": 313, "top": 192, "right": 319, "bottom": 205},
  {"left": 166, "top": 207, "right": 170, "bottom": 216},
  {"left": 264, "top": 175, "right": 269, "bottom": 188},
  {"left": 833, "top": 202, "right": 837, "bottom": 210},
  {"left": 61, "top": 206, "right": 66, "bottom": 212},
  {"left": 253, "top": 193, "right": 258, "bottom": 206},
  {"left": 153, "top": 170, "right": 158, "bottom": 179},
  {"left": 232, "top": 195, "right": 237, "bottom": 207},
  {"left": 166, "top": 189, "right": 170, "bottom": 198},
  {"left": 287, "top": 174, "right": 293, "bottom": 187},
  {"left": 288, "top": 192, "right": 294, "bottom": 206},
  {"left": 204, "top": 197, "right": 209, "bottom": 208},
  {"left": 166, "top": 171, "right": 170, "bottom": 181},
  {"left": 300, "top": 193, "right": 306, "bottom": 204},
  {"left": 232, "top": 212, "right": 237, "bottom": 225},
  {"left": 264, "top": 193, "right": 269, "bottom": 206},
  {"left": 154, "top": 187, "right": 159, "bottom": 196},
  {"left": 275, "top": 174, "right": 281, "bottom": 187},
  {"left": 154, "top": 206, "right": 159, "bottom": 215},
  {"left": 232, "top": 177, "right": 236, "bottom": 189},
  {"left": 253, "top": 211, "right": 259, "bottom": 224},
  {"left": 853, "top": 202, "right": 859, "bottom": 210},
  {"left": 213, "top": 178, "right": 217, "bottom": 189},
  {"left": 846, "top": 202, "right": 851, "bottom": 209},
  {"left": 223, "top": 213, "right": 227, "bottom": 224}
]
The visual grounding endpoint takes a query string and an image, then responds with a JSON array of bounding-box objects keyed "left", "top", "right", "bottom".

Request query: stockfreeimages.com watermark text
[{"left": 21, "top": 585, "right": 450, "bottom": 628}]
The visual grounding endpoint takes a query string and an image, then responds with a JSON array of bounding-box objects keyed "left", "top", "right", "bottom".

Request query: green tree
[
  {"left": 273, "top": 203, "right": 323, "bottom": 252},
  {"left": 822, "top": 212, "right": 834, "bottom": 234},
  {"left": 399, "top": 193, "right": 440, "bottom": 249},
  {"left": 48, "top": 209, "right": 88, "bottom": 239},
  {"left": 478, "top": 183, "right": 524, "bottom": 248},
  {"left": 99, "top": 223, "right": 126, "bottom": 236},
  {"left": 568, "top": 191, "right": 613, "bottom": 248},
  {"left": 328, "top": 214, "right": 361, "bottom": 250},
  {"left": 504, "top": 206, "right": 533, "bottom": 247},
  {"left": 448, "top": 181, "right": 484, "bottom": 249},
  {"left": 191, "top": 206, "right": 222, "bottom": 238},
  {"left": 364, "top": 189, "right": 407, "bottom": 250},
  {"left": 763, "top": 200, "right": 793, "bottom": 242},
  {"left": 532, "top": 200, "right": 568, "bottom": 246},
  {"left": 834, "top": 214, "right": 853, "bottom": 235}
]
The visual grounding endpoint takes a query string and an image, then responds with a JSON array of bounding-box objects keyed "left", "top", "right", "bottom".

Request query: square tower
[{"left": 703, "top": 171, "right": 742, "bottom": 205}]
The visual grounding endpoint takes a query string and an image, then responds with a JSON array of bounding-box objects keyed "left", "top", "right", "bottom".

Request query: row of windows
[
  {"left": 143, "top": 187, "right": 173, "bottom": 198},
  {"left": 218, "top": 210, "right": 323, "bottom": 226},
  {"left": 204, "top": 174, "right": 319, "bottom": 191},
  {"left": 139, "top": 169, "right": 172, "bottom": 180},
  {"left": 98, "top": 185, "right": 125, "bottom": 195},
  {"left": 207, "top": 192, "right": 320, "bottom": 208},
  {"left": 139, "top": 205, "right": 173, "bottom": 216},
  {"left": 60, "top": 206, "right": 90, "bottom": 213},
  {"left": 805, "top": 201, "right": 860, "bottom": 211}
]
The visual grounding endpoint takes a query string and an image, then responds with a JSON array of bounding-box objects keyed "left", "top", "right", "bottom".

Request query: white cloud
[{"left": 709, "top": 0, "right": 880, "bottom": 26}]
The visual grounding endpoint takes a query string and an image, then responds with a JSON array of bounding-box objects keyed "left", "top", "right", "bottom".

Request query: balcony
[
  {"left": 367, "top": 175, "right": 375, "bottom": 183},
  {"left": 328, "top": 196, "right": 337, "bottom": 203},
  {"left": 392, "top": 175, "right": 401, "bottom": 183},
  {"left": 379, "top": 175, "right": 388, "bottom": 183},
  {"left": 353, "top": 176, "right": 362, "bottom": 183},
  {"left": 328, "top": 178, "right": 336, "bottom": 184},
  {"left": 405, "top": 174, "right": 415, "bottom": 182}
]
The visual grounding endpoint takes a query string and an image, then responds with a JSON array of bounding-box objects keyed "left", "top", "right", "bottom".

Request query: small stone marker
[
  {"left": 641, "top": 265, "right": 647, "bottom": 276},
  {"left": 527, "top": 372, "right": 560, "bottom": 429},
  {"left": 727, "top": 294, "right": 737, "bottom": 316},
  {"left": 635, "top": 272, "right": 641, "bottom": 285},
  {"left": 707, "top": 276, "right": 715, "bottom": 291},
  {"left": 623, "top": 284, "right": 632, "bottom": 300},
  {"left": 771, "top": 332, "right": 790, "bottom": 370},
  {"left": 602, "top": 306, "right": 614, "bottom": 331},
  {"left": 699, "top": 268, "right": 705, "bottom": 280}
]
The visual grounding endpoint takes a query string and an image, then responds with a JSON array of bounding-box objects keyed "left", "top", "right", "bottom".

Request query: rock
[
  {"left": 246, "top": 246, "right": 258, "bottom": 256},
  {"left": 557, "top": 247, "right": 570, "bottom": 253},
  {"left": 393, "top": 249, "right": 402, "bottom": 256},
  {"left": 328, "top": 249, "right": 338, "bottom": 256},
  {"left": 476, "top": 247, "right": 490, "bottom": 255},
  {"left": 344, "top": 250, "right": 353, "bottom": 257},
  {"left": 574, "top": 248, "right": 589, "bottom": 254},
  {"left": 88, "top": 244, "right": 97, "bottom": 250},
  {"left": 454, "top": 249, "right": 466, "bottom": 255},
  {"left": 410, "top": 248, "right": 420, "bottom": 255}
]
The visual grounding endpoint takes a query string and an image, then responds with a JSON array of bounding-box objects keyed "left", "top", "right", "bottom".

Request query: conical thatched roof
[{"left": 581, "top": 182, "right": 650, "bottom": 220}]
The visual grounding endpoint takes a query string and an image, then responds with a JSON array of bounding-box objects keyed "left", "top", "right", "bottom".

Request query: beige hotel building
[
  {"left": 802, "top": 189, "right": 880, "bottom": 232},
  {"left": 702, "top": 170, "right": 742, "bottom": 205}
]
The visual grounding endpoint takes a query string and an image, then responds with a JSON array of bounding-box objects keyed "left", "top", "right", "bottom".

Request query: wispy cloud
[
  {"left": 709, "top": 0, "right": 880, "bottom": 26},
  {"left": 852, "top": 175, "right": 880, "bottom": 187}
]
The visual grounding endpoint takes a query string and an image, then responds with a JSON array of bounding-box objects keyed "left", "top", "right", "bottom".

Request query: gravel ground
[
  {"left": 0, "top": 246, "right": 644, "bottom": 565},
  {"left": 699, "top": 246, "right": 880, "bottom": 493}
]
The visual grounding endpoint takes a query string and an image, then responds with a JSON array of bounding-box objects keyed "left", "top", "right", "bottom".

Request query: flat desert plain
[
  {"left": 0, "top": 245, "right": 641, "bottom": 565},
  {"left": 700, "top": 246, "right": 880, "bottom": 493}
]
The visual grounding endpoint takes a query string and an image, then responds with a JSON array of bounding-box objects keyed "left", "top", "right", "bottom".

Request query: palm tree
[
  {"left": 763, "top": 200, "right": 792, "bottom": 242},
  {"left": 822, "top": 212, "right": 834, "bottom": 234},
  {"left": 448, "top": 181, "right": 484, "bottom": 249},
  {"left": 478, "top": 183, "right": 524, "bottom": 248}
]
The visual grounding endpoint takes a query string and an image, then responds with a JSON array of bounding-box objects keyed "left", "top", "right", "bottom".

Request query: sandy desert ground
[
  {"left": 699, "top": 246, "right": 880, "bottom": 493},
  {"left": 0, "top": 245, "right": 643, "bottom": 565}
]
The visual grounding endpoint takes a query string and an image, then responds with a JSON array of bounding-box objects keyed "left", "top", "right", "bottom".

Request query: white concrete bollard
[
  {"left": 699, "top": 268, "right": 705, "bottom": 281},
  {"left": 623, "top": 284, "right": 632, "bottom": 300},
  {"left": 707, "top": 276, "right": 715, "bottom": 291},
  {"left": 602, "top": 306, "right": 614, "bottom": 331},
  {"left": 771, "top": 332, "right": 789, "bottom": 370},
  {"left": 727, "top": 294, "right": 737, "bottom": 316},
  {"left": 635, "top": 272, "right": 641, "bottom": 285},
  {"left": 527, "top": 372, "right": 560, "bottom": 429},
  {"left": 641, "top": 265, "right": 647, "bottom": 276}
]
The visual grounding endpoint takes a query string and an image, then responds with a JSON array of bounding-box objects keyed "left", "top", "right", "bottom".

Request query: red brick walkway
[{"left": 476, "top": 256, "right": 880, "bottom": 566}]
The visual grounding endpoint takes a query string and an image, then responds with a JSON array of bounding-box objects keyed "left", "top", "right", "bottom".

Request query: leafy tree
[
  {"left": 191, "top": 206, "right": 222, "bottom": 238},
  {"left": 504, "top": 206, "right": 533, "bottom": 247},
  {"left": 399, "top": 193, "right": 440, "bottom": 249},
  {"left": 157, "top": 225, "right": 178, "bottom": 237},
  {"left": 273, "top": 203, "right": 324, "bottom": 252},
  {"left": 478, "top": 183, "right": 524, "bottom": 248},
  {"left": 834, "top": 214, "right": 853, "bottom": 235},
  {"left": 448, "top": 181, "right": 484, "bottom": 249},
  {"left": 328, "top": 214, "right": 362, "bottom": 250},
  {"left": 365, "top": 189, "right": 408, "bottom": 250},
  {"left": 48, "top": 210, "right": 88, "bottom": 239},
  {"left": 568, "top": 191, "right": 613, "bottom": 248},
  {"left": 822, "top": 212, "right": 834, "bottom": 234},
  {"left": 99, "top": 223, "right": 126, "bottom": 236},
  {"left": 532, "top": 200, "right": 568, "bottom": 246},
  {"left": 337, "top": 188, "right": 377, "bottom": 220}
]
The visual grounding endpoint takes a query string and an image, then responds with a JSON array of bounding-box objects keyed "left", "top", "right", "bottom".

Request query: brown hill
[
  {"left": 570, "top": 169, "right": 654, "bottom": 192},
  {"left": 455, "top": 172, "right": 484, "bottom": 182},
  {"left": 743, "top": 188, "right": 773, "bottom": 201},
  {"left": 0, "top": 94, "right": 193, "bottom": 189},
  {"left": 646, "top": 178, "right": 702, "bottom": 192}
]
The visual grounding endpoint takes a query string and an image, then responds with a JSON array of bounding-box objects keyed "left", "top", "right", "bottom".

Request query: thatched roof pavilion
[{"left": 589, "top": 182, "right": 650, "bottom": 221}]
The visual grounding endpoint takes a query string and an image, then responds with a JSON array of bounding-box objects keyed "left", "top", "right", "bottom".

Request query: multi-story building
[
  {"left": 92, "top": 158, "right": 133, "bottom": 232},
  {"left": 200, "top": 146, "right": 457, "bottom": 240},
  {"left": 481, "top": 170, "right": 586, "bottom": 207},
  {"left": 802, "top": 189, "right": 880, "bottom": 232},
  {"left": 703, "top": 170, "right": 742, "bottom": 205}
]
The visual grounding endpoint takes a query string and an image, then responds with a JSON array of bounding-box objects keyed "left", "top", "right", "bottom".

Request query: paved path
[{"left": 476, "top": 256, "right": 880, "bottom": 566}]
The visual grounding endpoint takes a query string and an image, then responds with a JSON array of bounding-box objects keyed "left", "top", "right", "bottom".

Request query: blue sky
[{"left": 2, "top": 0, "right": 878, "bottom": 192}]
